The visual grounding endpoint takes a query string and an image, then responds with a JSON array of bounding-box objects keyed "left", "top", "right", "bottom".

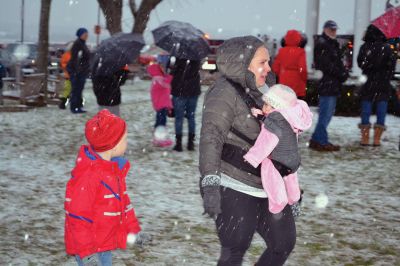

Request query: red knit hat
[{"left": 85, "top": 109, "right": 127, "bottom": 152}]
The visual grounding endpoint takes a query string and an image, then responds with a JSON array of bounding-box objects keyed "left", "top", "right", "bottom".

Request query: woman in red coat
[{"left": 272, "top": 30, "right": 308, "bottom": 99}]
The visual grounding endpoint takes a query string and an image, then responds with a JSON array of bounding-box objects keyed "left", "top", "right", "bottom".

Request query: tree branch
[
  {"left": 132, "top": 0, "right": 162, "bottom": 33},
  {"left": 97, "top": 0, "right": 122, "bottom": 35},
  {"left": 129, "top": 0, "right": 138, "bottom": 18}
]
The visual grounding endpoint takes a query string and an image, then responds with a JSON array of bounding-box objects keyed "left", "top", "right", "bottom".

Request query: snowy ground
[{"left": 0, "top": 79, "right": 399, "bottom": 266}]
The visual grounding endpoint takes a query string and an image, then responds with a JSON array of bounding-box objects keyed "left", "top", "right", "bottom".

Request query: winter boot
[
  {"left": 373, "top": 124, "right": 386, "bottom": 146},
  {"left": 58, "top": 97, "right": 67, "bottom": 109},
  {"left": 173, "top": 135, "right": 183, "bottom": 152},
  {"left": 358, "top": 123, "right": 371, "bottom": 146},
  {"left": 187, "top": 133, "right": 195, "bottom": 151}
]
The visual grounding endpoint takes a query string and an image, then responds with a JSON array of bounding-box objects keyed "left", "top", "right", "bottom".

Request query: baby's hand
[{"left": 251, "top": 108, "right": 264, "bottom": 117}]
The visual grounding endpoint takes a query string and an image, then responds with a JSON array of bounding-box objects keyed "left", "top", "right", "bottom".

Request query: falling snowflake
[{"left": 315, "top": 193, "right": 329, "bottom": 208}]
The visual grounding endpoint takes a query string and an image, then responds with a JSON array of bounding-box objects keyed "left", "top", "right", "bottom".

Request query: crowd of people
[{"left": 60, "top": 19, "right": 398, "bottom": 265}]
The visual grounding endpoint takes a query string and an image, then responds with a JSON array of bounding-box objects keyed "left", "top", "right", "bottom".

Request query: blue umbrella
[
  {"left": 92, "top": 32, "right": 145, "bottom": 77},
  {"left": 152, "top": 20, "right": 210, "bottom": 60}
]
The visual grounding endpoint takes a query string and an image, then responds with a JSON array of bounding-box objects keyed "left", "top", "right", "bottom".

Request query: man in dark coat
[
  {"left": 309, "top": 20, "right": 349, "bottom": 151},
  {"left": 67, "top": 27, "right": 91, "bottom": 114},
  {"left": 357, "top": 24, "right": 397, "bottom": 146},
  {"left": 199, "top": 36, "right": 296, "bottom": 266},
  {"left": 170, "top": 58, "right": 201, "bottom": 151}
]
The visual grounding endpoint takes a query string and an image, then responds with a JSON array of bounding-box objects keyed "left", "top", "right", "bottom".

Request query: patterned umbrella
[
  {"left": 372, "top": 6, "right": 400, "bottom": 39},
  {"left": 152, "top": 20, "right": 210, "bottom": 60},
  {"left": 92, "top": 33, "right": 145, "bottom": 77}
]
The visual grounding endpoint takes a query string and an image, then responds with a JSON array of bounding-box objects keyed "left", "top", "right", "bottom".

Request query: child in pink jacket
[
  {"left": 147, "top": 63, "right": 174, "bottom": 147},
  {"left": 244, "top": 84, "right": 313, "bottom": 214}
]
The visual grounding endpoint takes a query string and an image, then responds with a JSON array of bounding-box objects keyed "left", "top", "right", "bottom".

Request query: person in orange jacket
[
  {"left": 59, "top": 42, "right": 73, "bottom": 109},
  {"left": 272, "top": 30, "right": 308, "bottom": 99}
]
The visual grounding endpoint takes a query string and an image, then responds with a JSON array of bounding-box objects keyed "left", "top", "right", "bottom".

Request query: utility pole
[
  {"left": 96, "top": 5, "right": 100, "bottom": 46},
  {"left": 21, "top": 0, "right": 25, "bottom": 43}
]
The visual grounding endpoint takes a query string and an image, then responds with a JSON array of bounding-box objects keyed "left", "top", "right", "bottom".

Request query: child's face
[
  {"left": 262, "top": 103, "right": 274, "bottom": 114},
  {"left": 113, "top": 131, "right": 128, "bottom": 157}
]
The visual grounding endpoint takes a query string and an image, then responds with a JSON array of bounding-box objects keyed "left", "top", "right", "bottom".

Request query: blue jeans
[
  {"left": 70, "top": 75, "right": 87, "bottom": 111},
  {"left": 173, "top": 96, "right": 199, "bottom": 135},
  {"left": 311, "top": 96, "right": 337, "bottom": 145},
  {"left": 155, "top": 108, "right": 168, "bottom": 128},
  {"left": 75, "top": 251, "right": 112, "bottom": 266},
  {"left": 360, "top": 100, "right": 388, "bottom": 126}
]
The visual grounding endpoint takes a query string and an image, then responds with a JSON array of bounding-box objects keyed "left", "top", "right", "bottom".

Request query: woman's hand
[{"left": 200, "top": 175, "right": 222, "bottom": 219}]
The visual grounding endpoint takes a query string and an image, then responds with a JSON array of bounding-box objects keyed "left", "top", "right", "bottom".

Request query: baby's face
[{"left": 262, "top": 103, "right": 274, "bottom": 114}]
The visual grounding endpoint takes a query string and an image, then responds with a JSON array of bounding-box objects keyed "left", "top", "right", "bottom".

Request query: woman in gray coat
[{"left": 199, "top": 36, "right": 296, "bottom": 266}]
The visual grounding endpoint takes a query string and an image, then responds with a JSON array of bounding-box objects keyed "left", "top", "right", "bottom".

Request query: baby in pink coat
[{"left": 244, "top": 84, "right": 313, "bottom": 214}]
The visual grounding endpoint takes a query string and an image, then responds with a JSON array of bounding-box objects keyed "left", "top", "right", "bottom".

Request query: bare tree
[
  {"left": 37, "top": 0, "right": 52, "bottom": 102},
  {"left": 97, "top": 0, "right": 123, "bottom": 35},
  {"left": 97, "top": 0, "right": 162, "bottom": 36},
  {"left": 131, "top": 0, "right": 162, "bottom": 33}
]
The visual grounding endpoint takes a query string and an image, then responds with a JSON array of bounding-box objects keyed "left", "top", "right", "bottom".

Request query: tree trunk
[
  {"left": 98, "top": 0, "right": 122, "bottom": 35},
  {"left": 132, "top": 0, "right": 162, "bottom": 34},
  {"left": 37, "top": 0, "right": 52, "bottom": 103}
]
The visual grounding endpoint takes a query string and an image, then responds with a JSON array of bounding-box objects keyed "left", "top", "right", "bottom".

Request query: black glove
[
  {"left": 200, "top": 175, "right": 222, "bottom": 219},
  {"left": 127, "top": 232, "right": 152, "bottom": 248},
  {"left": 134, "top": 232, "right": 152, "bottom": 247}
]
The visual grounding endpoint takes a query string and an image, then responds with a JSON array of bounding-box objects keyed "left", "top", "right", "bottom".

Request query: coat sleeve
[
  {"left": 66, "top": 175, "right": 98, "bottom": 258},
  {"left": 199, "top": 85, "right": 236, "bottom": 177},
  {"left": 124, "top": 193, "right": 141, "bottom": 234},
  {"left": 67, "top": 41, "right": 80, "bottom": 75},
  {"left": 299, "top": 49, "right": 308, "bottom": 83},
  {"left": 314, "top": 41, "right": 348, "bottom": 82},
  {"left": 243, "top": 126, "right": 279, "bottom": 168},
  {"left": 272, "top": 52, "right": 282, "bottom": 80}
]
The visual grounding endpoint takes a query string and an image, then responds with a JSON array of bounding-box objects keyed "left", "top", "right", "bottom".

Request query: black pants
[
  {"left": 216, "top": 187, "right": 296, "bottom": 266},
  {"left": 70, "top": 75, "right": 86, "bottom": 111}
]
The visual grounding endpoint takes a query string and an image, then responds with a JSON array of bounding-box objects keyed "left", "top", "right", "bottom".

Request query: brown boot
[
  {"left": 373, "top": 124, "right": 386, "bottom": 146},
  {"left": 358, "top": 124, "right": 371, "bottom": 146}
]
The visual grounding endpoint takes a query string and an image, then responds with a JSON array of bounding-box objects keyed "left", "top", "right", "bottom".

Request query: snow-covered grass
[{"left": 0, "top": 79, "right": 399, "bottom": 266}]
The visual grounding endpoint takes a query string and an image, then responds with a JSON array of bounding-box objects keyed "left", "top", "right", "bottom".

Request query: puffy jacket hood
[
  {"left": 364, "top": 24, "right": 387, "bottom": 42},
  {"left": 284, "top": 30, "right": 302, "bottom": 47},
  {"left": 147, "top": 63, "right": 165, "bottom": 77},
  {"left": 275, "top": 100, "right": 313, "bottom": 133},
  {"left": 216, "top": 36, "right": 265, "bottom": 90}
]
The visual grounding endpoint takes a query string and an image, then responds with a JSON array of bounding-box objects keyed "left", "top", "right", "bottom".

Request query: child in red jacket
[{"left": 64, "top": 109, "right": 149, "bottom": 265}]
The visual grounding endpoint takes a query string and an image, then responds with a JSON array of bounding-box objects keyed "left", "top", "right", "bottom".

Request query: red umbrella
[{"left": 372, "top": 6, "right": 400, "bottom": 39}]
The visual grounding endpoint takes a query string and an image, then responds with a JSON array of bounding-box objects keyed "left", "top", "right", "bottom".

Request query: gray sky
[{"left": 0, "top": 0, "right": 390, "bottom": 45}]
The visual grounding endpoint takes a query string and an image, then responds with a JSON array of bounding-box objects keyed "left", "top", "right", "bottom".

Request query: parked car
[
  {"left": 201, "top": 39, "right": 224, "bottom": 72},
  {"left": 5, "top": 43, "right": 38, "bottom": 74},
  {"left": 0, "top": 48, "right": 17, "bottom": 77}
]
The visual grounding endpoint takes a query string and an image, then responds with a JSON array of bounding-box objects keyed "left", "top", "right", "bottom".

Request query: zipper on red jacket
[{"left": 116, "top": 165, "right": 123, "bottom": 247}]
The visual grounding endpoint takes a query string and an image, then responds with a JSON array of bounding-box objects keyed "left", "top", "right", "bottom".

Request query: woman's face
[{"left": 248, "top": 47, "right": 271, "bottom": 88}]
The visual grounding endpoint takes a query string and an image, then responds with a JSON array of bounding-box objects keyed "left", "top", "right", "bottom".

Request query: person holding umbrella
[
  {"left": 170, "top": 58, "right": 201, "bottom": 151},
  {"left": 357, "top": 21, "right": 397, "bottom": 146},
  {"left": 152, "top": 20, "right": 211, "bottom": 152},
  {"left": 67, "top": 28, "right": 91, "bottom": 114},
  {"left": 91, "top": 32, "right": 145, "bottom": 117}
]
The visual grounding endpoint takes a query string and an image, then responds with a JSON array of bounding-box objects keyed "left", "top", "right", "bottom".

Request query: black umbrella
[
  {"left": 92, "top": 32, "right": 145, "bottom": 77},
  {"left": 152, "top": 20, "right": 210, "bottom": 60}
]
